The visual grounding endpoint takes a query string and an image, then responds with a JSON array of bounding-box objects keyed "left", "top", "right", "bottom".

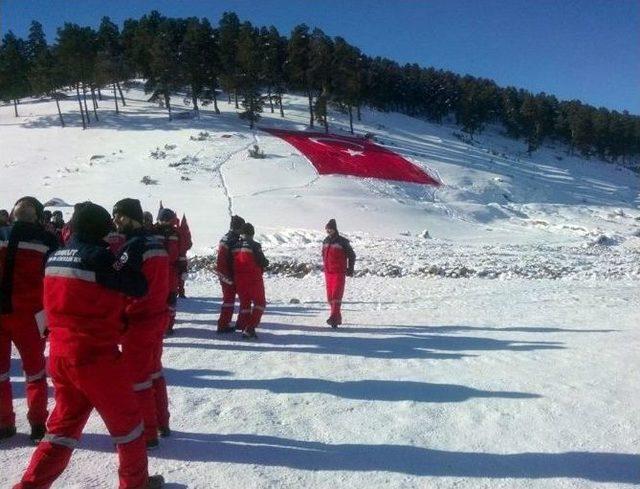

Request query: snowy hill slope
[
  {"left": 2, "top": 85, "right": 638, "bottom": 279},
  {"left": 1, "top": 87, "right": 639, "bottom": 489}
]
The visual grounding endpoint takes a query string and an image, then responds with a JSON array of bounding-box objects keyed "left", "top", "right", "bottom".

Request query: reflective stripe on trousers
[
  {"left": 42, "top": 433, "right": 78, "bottom": 449},
  {"left": 133, "top": 379, "right": 153, "bottom": 392},
  {"left": 112, "top": 421, "right": 144, "bottom": 445},
  {"left": 26, "top": 369, "right": 46, "bottom": 382}
]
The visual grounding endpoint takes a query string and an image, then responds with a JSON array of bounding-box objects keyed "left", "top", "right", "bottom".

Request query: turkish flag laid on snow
[{"left": 263, "top": 128, "right": 440, "bottom": 186}]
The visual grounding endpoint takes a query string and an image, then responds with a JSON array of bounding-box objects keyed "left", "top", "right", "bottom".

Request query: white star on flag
[{"left": 343, "top": 148, "right": 365, "bottom": 157}]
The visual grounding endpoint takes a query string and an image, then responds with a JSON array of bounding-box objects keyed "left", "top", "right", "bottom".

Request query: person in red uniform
[
  {"left": 113, "top": 199, "right": 170, "bottom": 449},
  {"left": 0, "top": 209, "right": 10, "bottom": 226},
  {"left": 232, "top": 223, "right": 268, "bottom": 339},
  {"left": 0, "top": 197, "right": 58, "bottom": 442},
  {"left": 142, "top": 212, "right": 154, "bottom": 232},
  {"left": 176, "top": 214, "right": 192, "bottom": 299},
  {"left": 216, "top": 215, "right": 244, "bottom": 334},
  {"left": 13, "top": 202, "right": 164, "bottom": 489},
  {"left": 154, "top": 209, "right": 181, "bottom": 337},
  {"left": 322, "top": 219, "right": 355, "bottom": 328}
]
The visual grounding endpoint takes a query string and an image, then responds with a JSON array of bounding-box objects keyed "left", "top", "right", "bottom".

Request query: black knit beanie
[
  {"left": 230, "top": 215, "right": 245, "bottom": 231},
  {"left": 113, "top": 198, "right": 144, "bottom": 224},
  {"left": 325, "top": 218, "right": 337, "bottom": 231},
  {"left": 74, "top": 202, "right": 112, "bottom": 241},
  {"left": 240, "top": 222, "right": 255, "bottom": 237},
  {"left": 157, "top": 208, "right": 176, "bottom": 223}
]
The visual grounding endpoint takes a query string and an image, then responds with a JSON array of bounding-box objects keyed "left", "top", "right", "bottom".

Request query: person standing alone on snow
[
  {"left": 232, "top": 223, "right": 268, "bottom": 339},
  {"left": 322, "top": 219, "right": 355, "bottom": 328}
]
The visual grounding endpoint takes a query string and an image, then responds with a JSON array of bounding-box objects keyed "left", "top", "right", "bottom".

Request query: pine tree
[
  {"left": 218, "top": 12, "right": 241, "bottom": 107},
  {"left": 56, "top": 23, "right": 98, "bottom": 128},
  {"left": 332, "top": 37, "right": 362, "bottom": 133},
  {"left": 260, "top": 26, "right": 287, "bottom": 116},
  {"left": 236, "top": 22, "right": 263, "bottom": 128},
  {"left": 308, "top": 28, "right": 333, "bottom": 132},
  {"left": 287, "top": 24, "right": 313, "bottom": 126},
  {"left": 145, "top": 18, "right": 185, "bottom": 120},
  {"left": 28, "top": 27, "right": 67, "bottom": 128},
  {"left": 96, "top": 16, "right": 125, "bottom": 114},
  {"left": 0, "top": 32, "right": 31, "bottom": 117}
]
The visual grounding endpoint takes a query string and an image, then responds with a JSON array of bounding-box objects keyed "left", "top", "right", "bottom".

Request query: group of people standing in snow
[
  {"left": 213, "top": 215, "right": 356, "bottom": 335},
  {"left": 0, "top": 197, "right": 191, "bottom": 488},
  {"left": 0, "top": 195, "right": 355, "bottom": 488}
]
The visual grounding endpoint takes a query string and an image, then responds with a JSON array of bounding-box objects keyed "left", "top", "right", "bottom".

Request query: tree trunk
[
  {"left": 212, "top": 89, "right": 220, "bottom": 114},
  {"left": 54, "top": 96, "right": 65, "bottom": 128},
  {"left": 113, "top": 83, "right": 119, "bottom": 114},
  {"left": 307, "top": 89, "right": 314, "bottom": 127},
  {"left": 324, "top": 114, "right": 329, "bottom": 134},
  {"left": 348, "top": 105, "right": 354, "bottom": 134},
  {"left": 234, "top": 90, "right": 239, "bottom": 109},
  {"left": 357, "top": 104, "right": 361, "bottom": 121},
  {"left": 227, "top": 92, "right": 231, "bottom": 104},
  {"left": 76, "top": 84, "right": 86, "bottom": 130},
  {"left": 164, "top": 92, "right": 172, "bottom": 121},
  {"left": 191, "top": 90, "right": 199, "bottom": 118},
  {"left": 279, "top": 95, "right": 285, "bottom": 118},
  {"left": 116, "top": 82, "right": 126, "bottom": 106},
  {"left": 268, "top": 87, "right": 274, "bottom": 113},
  {"left": 97, "top": 87, "right": 103, "bottom": 101},
  {"left": 82, "top": 83, "right": 91, "bottom": 126},
  {"left": 13, "top": 99, "right": 18, "bottom": 117},
  {"left": 90, "top": 87, "right": 99, "bottom": 121},
  {"left": 91, "top": 86, "right": 98, "bottom": 109}
]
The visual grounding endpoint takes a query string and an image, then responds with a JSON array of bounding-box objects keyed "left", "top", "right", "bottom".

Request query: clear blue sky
[{"left": 2, "top": 0, "right": 638, "bottom": 114}]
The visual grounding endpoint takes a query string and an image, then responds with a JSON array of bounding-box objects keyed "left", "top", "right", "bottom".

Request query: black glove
[{"left": 346, "top": 269, "right": 354, "bottom": 277}]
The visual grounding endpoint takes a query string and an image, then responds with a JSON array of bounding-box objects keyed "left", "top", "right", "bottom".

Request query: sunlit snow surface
[{"left": 0, "top": 87, "right": 638, "bottom": 488}]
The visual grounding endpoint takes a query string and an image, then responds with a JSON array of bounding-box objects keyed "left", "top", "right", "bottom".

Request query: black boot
[
  {"left": 30, "top": 424, "right": 46, "bottom": 444},
  {"left": 0, "top": 425, "right": 17, "bottom": 440},
  {"left": 326, "top": 316, "right": 338, "bottom": 328},
  {"left": 146, "top": 474, "right": 165, "bottom": 488},
  {"left": 242, "top": 327, "right": 258, "bottom": 339}
]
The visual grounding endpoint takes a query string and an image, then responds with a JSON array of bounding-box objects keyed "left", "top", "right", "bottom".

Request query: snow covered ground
[{"left": 0, "top": 87, "right": 638, "bottom": 487}]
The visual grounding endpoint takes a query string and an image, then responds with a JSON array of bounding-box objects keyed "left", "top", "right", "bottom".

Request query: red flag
[{"left": 263, "top": 128, "right": 440, "bottom": 186}]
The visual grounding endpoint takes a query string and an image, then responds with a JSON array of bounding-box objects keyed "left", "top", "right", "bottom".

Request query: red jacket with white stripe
[
  {"left": 153, "top": 224, "right": 180, "bottom": 292},
  {"left": 232, "top": 237, "right": 269, "bottom": 281},
  {"left": 322, "top": 234, "right": 356, "bottom": 275},
  {"left": 44, "top": 235, "right": 148, "bottom": 360},
  {"left": 216, "top": 230, "right": 240, "bottom": 283},
  {"left": 117, "top": 230, "right": 169, "bottom": 322},
  {"left": 0, "top": 222, "right": 59, "bottom": 315}
]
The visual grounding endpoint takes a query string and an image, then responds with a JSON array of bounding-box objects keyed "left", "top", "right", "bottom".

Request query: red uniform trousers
[
  {"left": 151, "top": 318, "right": 170, "bottom": 430},
  {"left": 121, "top": 315, "right": 167, "bottom": 443},
  {"left": 324, "top": 272, "right": 346, "bottom": 323},
  {"left": 0, "top": 313, "right": 47, "bottom": 429},
  {"left": 235, "top": 275, "right": 266, "bottom": 330},
  {"left": 15, "top": 353, "right": 147, "bottom": 489},
  {"left": 217, "top": 282, "right": 237, "bottom": 329}
]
